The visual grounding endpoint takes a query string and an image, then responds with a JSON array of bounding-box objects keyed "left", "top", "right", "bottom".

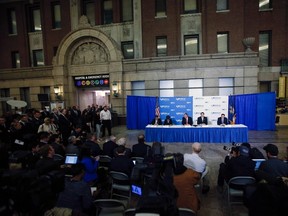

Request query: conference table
[{"left": 145, "top": 124, "right": 248, "bottom": 143}]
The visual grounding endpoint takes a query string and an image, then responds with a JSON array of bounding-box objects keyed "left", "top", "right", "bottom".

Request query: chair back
[
  {"left": 131, "top": 157, "right": 144, "bottom": 164},
  {"left": 98, "top": 155, "right": 112, "bottom": 170},
  {"left": 228, "top": 176, "right": 256, "bottom": 189},
  {"left": 178, "top": 208, "right": 196, "bottom": 216},
  {"left": 94, "top": 199, "right": 126, "bottom": 216},
  {"left": 110, "top": 171, "right": 130, "bottom": 181}
]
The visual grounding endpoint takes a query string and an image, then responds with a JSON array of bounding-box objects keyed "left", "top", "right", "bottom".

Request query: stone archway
[{"left": 52, "top": 20, "right": 123, "bottom": 110}]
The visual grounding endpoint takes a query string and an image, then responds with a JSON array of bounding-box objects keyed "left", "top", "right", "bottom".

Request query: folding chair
[
  {"left": 110, "top": 171, "right": 131, "bottom": 205},
  {"left": 178, "top": 208, "right": 196, "bottom": 216},
  {"left": 98, "top": 155, "right": 112, "bottom": 170},
  {"left": 131, "top": 157, "right": 144, "bottom": 164},
  {"left": 94, "top": 199, "right": 126, "bottom": 216}
]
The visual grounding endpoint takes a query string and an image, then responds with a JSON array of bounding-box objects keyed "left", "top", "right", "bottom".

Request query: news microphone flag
[{"left": 155, "top": 97, "right": 160, "bottom": 117}]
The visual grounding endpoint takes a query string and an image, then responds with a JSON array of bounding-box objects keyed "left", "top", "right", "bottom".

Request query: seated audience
[
  {"left": 49, "top": 134, "right": 65, "bottom": 157},
  {"left": 102, "top": 135, "right": 118, "bottom": 158},
  {"left": 83, "top": 133, "right": 103, "bottom": 157},
  {"left": 132, "top": 134, "right": 151, "bottom": 158},
  {"left": 56, "top": 163, "right": 94, "bottom": 215},
  {"left": 217, "top": 113, "right": 229, "bottom": 125},
  {"left": 113, "top": 137, "right": 132, "bottom": 158},
  {"left": 80, "top": 147, "right": 99, "bottom": 186},
  {"left": 110, "top": 145, "right": 134, "bottom": 177},
  {"left": 217, "top": 146, "right": 255, "bottom": 191},
  {"left": 65, "top": 135, "right": 81, "bottom": 156},
  {"left": 173, "top": 153, "right": 201, "bottom": 213},
  {"left": 163, "top": 115, "right": 173, "bottom": 125},
  {"left": 197, "top": 112, "right": 208, "bottom": 125}
]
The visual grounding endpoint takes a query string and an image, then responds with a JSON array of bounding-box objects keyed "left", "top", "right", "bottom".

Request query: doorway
[{"left": 77, "top": 88, "right": 110, "bottom": 111}]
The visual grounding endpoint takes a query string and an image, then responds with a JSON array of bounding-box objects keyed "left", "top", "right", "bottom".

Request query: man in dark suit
[
  {"left": 150, "top": 115, "right": 162, "bottom": 125},
  {"left": 217, "top": 114, "right": 229, "bottom": 125},
  {"left": 103, "top": 135, "right": 118, "bottom": 158},
  {"left": 182, "top": 113, "right": 193, "bottom": 126},
  {"left": 197, "top": 112, "right": 208, "bottom": 125},
  {"left": 132, "top": 134, "right": 151, "bottom": 158}
]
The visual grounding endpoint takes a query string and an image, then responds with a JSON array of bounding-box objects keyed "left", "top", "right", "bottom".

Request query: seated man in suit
[
  {"left": 132, "top": 134, "right": 151, "bottom": 158},
  {"left": 197, "top": 112, "right": 208, "bottom": 125},
  {"left": 217, "top": 113, "right": 229, "bottom": 125},
  {"left": 182, "top": 113, "right": 193, "bottom": 126},
  {"left": 163, "top": 115, "right": 173, "bottom": 125},
  {"left": 150, "top": 115, "right": 162, "bottom": 125}
]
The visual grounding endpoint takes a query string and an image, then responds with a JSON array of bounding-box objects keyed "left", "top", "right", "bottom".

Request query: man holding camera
[{"left": 217, "top": 145, "right": 255, "bottom": 192}]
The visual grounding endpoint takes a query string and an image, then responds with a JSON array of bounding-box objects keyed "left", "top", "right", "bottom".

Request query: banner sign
[
  {"left": 159, "top": 97, "right": 193, "bottom": 125},
  {"left": 193, "top": 96, "right": 228, "bottom": 125},
  {"left": 74, "top": 74, "right": 109, "bottom": 88}
]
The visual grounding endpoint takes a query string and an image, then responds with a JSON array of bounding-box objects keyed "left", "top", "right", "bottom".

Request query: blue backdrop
[{"left": 126, "top": 92, "right": 276, "bottom": 131}]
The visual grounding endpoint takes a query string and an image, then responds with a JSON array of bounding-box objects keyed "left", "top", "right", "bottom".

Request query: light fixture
[
  {"left": 112, "top": 81, "right": 119, "bottom": 97},
  {"left": 54, "top": 86, "right": 61, "bottom": 101}
]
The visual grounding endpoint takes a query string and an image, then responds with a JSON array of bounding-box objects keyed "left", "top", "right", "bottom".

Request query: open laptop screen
[
  {"left": 252, "top": 159, "right": 265, "bottom": 170},
  {"left": 65, "top": 154, "right": 78, "bottom": 165}
]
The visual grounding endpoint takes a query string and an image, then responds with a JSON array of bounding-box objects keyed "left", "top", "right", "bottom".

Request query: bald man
[{"left": 184, "top": 142, "right": 206, "bottom": 173}]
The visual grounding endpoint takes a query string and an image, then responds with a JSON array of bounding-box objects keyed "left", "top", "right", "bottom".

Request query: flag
[
  {"left": 155, "top": 97, "right": 160, "bottom": 117},
  {"left": 228, "top": 96, "right": 236, "bottom": 124}
]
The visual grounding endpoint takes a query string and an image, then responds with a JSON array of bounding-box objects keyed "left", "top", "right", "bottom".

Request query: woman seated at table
[{"left": 163, "top": 115, "right": 173, "bottom": 125}]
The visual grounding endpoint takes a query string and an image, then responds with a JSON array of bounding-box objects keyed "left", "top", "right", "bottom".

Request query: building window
[
  {"left": 219, "top": 78, "right": 234, "bottom": 96},
  {"left": 132, "top": 81, "right": 145, "bottom": 96},
  {"left": 259, "top": 0, "right": 272, "bottom": 10},
  {"left": 83, "top": 0, "right": 95, "bottom": 26},
  {"left": 160, "top": 80, "right": 174, "bottom": 97},
  {"left": 217, "top": 32, "right": 229, "bottom": 53},
  {"left": 184, "top": 35, "right": 199, "bottom": 55},
  {"left": 121, "top": 41, "right": 134, "bottom": 59},
  {"left": 189, "top": 79, "right": 203, "bottom": 96},
  {"left": 121, "top": 0, "right": 133, "bottom": 22},
  {"left": 156, "top": 0, "right": 166, "bottom": 17},
  {"left": 30, "top": 8, "right": 41, "bottom": 31},
  {"left": 183, "top": 0, "right": 198, "bottom": 14},
  {"left": 11, "top": 51, "right": 20, "bottom": 68},
  {"left": 20, "top": 87, "right": 31, "bottom": 108},
  {"left": 8, "top": 9, "right": 17, "bottom": 35},
  {"left": 259, "top": 31, "right": 271, "bottom": 66},
  {"left": 0, "top": 89, "right": 11, "bottom": 113},
  {"left": 53, "top": 47, "right": 58, "bottom": 56},
  {"left": 52, "top": 3, "right": 61, "bottom": 29},
  {"left": 32, "top": 50, "right": 44, "bottom": 66},
  {"left": 217, "top": 0, "right": 228, "bottom": 11},
  {"left": 103, "top": 0, "right": 113, "bottom": 24},
  {"left": 156, "top": 36, "right": 167, "bottom": 57}
]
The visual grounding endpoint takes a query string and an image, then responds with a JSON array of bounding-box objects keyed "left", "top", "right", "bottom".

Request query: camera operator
[{"left": 217, "top": 145, "right": 255, "bottom": 192}]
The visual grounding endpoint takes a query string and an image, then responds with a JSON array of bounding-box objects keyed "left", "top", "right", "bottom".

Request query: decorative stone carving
[
  {"left": 78, "top": 15, "right": 91, "bottom": 28},
  {"left": 123, "top": 26, "right": 131, "bottom": 37},
  {"left": 72, "top": 42, "right": 108, "bottom": 64},
  {"left": 242, "top": 37, "right": 255, "bottom": 52}
]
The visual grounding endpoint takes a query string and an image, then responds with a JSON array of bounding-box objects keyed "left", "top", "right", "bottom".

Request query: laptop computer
[
  {"left": 252, "top": 159, "right": 265, "bottom": 170},
  {"left": 131, "top": 184, "right": 142, "bottom": 196},
  {"left": 64, "top": 154, "right": 78, "bottom": 165}
]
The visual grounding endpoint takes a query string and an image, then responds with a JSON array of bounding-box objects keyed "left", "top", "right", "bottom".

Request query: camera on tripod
[{"left": 223, "top": 142, "right": 241, "bottom": 153}]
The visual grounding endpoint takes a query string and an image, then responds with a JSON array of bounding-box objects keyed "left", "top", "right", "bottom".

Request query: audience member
[
  {"left": 83, "top": 133, "right": 103, "bottom": 157},
  {"left": 35, "top": 144, "right": 61, "bottom": 175},
  {"left": 182, "top": 113, "right": 192, "bottom": 126},
  {"left": 102, "top": 135, "right": 118, "bottom": 158},
  {"left": 110, "top": 145, "right": 134, "bottom": 177},
  {"left": 197, "top": 112, "right": 208, "bottom": 125},
  {"left": 132, "top": 134, "right": 151, "bottom": 158},
  {"left": 65, "top": 135, "right": 81, "bottom": 156},
  {"left": 173, "top": 153, "right": 201, "bottom": 213},
  {"left": 56, "top": 163, "right": 94, "bottom": 215},
  {"left": 184, "top": 142, "right": 210, "bottom": 193},
  {"left": 256, "top": 144, "right": 288, "bottom": 182},
  {"left": 150, "top": 115, "right": 162, "bottom": 125},
  {"left": 37, "top": 117, "right": 58, "bottom": 134},
  {"left": 100, "top": 105, "right": 112, "bottom": 137},
  {"left": 163, "top": 115, "right": 173, "bottom": 125},
  {"left": 217, "top": 113, "right": 229, "bottom": 125},
  {"left": 217, "top": 146, "right": 255, "bottom": 191},
  {"left": 58, "top": 109, "right": 72, "bottom": 146},
  {"left": 80, "top": 147, "right": 100, "bottom": 186},
  {"left": 38, "top": 131, "right": 50, "bottom": 147},
  {"left": 114, "top": 137, "right": 132, "bottom": 158},
  {"left": 49, "top": 134, "right": 65, "bottom": 156}
]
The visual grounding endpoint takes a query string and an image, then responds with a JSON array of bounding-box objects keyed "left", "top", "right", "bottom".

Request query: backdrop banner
[{"left": 159, "top": 97, "right": 192, "bottom": 125}]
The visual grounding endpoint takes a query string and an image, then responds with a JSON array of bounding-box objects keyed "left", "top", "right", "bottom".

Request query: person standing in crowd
[
  {"left": 132, "top": 134, "right": 151, "bottom": 158},
  {"left": 163, "top": 115, "right": 173, "bottom": 125},
  {"left": 182, "top": 113, "right": 193, "bottom": 126},
  {"left": 93, "top": 109, "right": 102, "bottom": 142},
  {"left": 58, "top": 109, "right": 72, "bottom": 146},
  {"left": 38, "top": 117, "right": 58, "bottom": 135},
  {"left": 217, "top": 113, "right": 229, "bottom": 125},
  {"left": 100, "top": 105, "right": 112, "bottom": 137},
  {"left": 197, "top": 112, "right": 208, "bottom": 125},
  {"left": 150, "top": 115, "right": 162, "bottom": 125}
]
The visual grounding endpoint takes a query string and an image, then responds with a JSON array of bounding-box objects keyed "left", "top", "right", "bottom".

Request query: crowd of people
[{"left": 0, "top": 105, "right": 287, "bottom": 216}]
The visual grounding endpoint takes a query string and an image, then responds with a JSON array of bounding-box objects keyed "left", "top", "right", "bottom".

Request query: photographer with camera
[{"left": 217, "top": 145, "right": 255, "bottom": 193}]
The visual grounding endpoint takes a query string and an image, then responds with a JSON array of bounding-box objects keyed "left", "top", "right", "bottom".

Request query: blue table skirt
[{"left": 145, "top": 125, "right": 248, "bottom": 143}]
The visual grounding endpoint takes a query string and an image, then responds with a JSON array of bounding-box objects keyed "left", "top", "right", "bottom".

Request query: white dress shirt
[
  {"left": 100, "top": 110, "right": 111, "bottom": 120},
  {"left": 184, "top": 152, "right": 206, "bottom": 173}
]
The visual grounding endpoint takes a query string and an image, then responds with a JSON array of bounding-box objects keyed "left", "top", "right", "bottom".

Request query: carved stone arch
[{"left": 54, "top": 28, "right": 123, "bottom": 66}]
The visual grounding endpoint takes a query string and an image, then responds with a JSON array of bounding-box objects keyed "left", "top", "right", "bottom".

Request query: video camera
[{"left": 223, "top": 142, "right": 241, "bottom": 153}]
